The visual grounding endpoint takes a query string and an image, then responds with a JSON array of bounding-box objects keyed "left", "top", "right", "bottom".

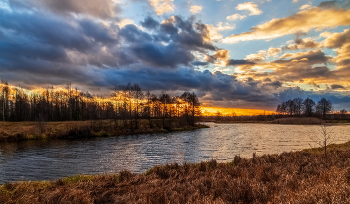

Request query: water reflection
[{"left": 0, "top": 123, "right": 349, "bottom": 183}]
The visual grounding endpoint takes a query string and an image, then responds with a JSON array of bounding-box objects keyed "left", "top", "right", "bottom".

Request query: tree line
[
  {"left": 275, "top": 97, "right": 344, "bottom": 119},
  {"left": 0, "top": 81, "right": 202, "bottom": 128}
]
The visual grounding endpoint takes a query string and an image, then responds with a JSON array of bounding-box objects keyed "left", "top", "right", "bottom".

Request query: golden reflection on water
[{"left": 0, "top": 123, "right": 349, "bottom": 183}]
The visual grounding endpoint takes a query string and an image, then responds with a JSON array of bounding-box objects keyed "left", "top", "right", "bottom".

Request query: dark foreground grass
[
  {"left": 2, "top": 143, "right": 350, "bottom": 203},
  {"left": 0, "top": 120, "right": 209, "bottom": 142}
]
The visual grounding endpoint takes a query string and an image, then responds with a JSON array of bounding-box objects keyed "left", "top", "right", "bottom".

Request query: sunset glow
[
  {"left": 0, "top": 0, "right": 349, "bottom": 113},
  {"left": 202, "top": 107, "right": 276, "bottom": 116}
]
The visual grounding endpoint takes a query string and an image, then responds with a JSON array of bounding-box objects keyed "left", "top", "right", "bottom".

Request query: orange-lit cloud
[
  {"left": 205, "top": 22, "right": 235, "bottom": 42},
  {"left": 223, "top": 7, "right": 350, "bottom": 43},
  {"left": 190, "top": 5, "right": 202, "bottom": 14},
  {"left": 283, "top": 37, "right": 320, "bottom": 50},
  {"left": 236, "top": 2, "right": 262, "bottom": 16},
  {"left": 321, "top": 29, "right": 350, "bottom": 49},
  {"left": 149, "top": 0, "right": 174, "bottom": 15},
  {"left": 300, "top": 4, "right": 311, "bottom": 10},
  {"left": 226, "top": 14, "right": 246, "bottom": 21},
  {"left": 205, "top": 49, "right": 230, "bottom": 66}
]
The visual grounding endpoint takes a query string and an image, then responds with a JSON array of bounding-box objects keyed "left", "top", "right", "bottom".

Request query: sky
[{"left": 0, "top": 0, "right": 350, "bottom": 114}]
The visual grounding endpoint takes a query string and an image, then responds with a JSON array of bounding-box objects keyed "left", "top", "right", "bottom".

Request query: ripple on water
[{"left": 0, "top": 123, "right": 349, "bottom": 183}]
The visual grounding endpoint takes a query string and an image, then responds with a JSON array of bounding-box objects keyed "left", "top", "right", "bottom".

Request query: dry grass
[
  {"left": 2, "top": 143, "right": 350, "bottom": 203},
  {"left": 270, "top": 117, "right": 323, "bottom": 124},
  {"left": 0, "top": 120, "right": 209, "bottom": 142}
]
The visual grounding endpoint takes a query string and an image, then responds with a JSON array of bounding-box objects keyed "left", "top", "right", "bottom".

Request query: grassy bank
[
  {"left": 0, "top": 120, "right": 209, "bottom": 142},
  {"left": 2, "top": 142, "right": 350, "bottom": 203},
  {"left": 214, "top": 117, "right": 350, "bottom": 125},
  {"left": 269, "top": 117, "right": 323, "bottom": 124}
]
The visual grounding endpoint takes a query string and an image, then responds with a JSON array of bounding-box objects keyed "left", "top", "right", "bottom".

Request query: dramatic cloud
[
  {"left": 226, "top": 14, "right": 246, "bottom": 21},
  {"left": 226, "top": 60, "right": 255, "bottom": 66},
  {"left": 141, "top": 16, "right": 160, "bottom": 29},
  {"left": 321, "top": 29, "right": 350, "bottom": 48},
  {"left": 149, "top": 0, "right": 175, "bottom": 15},
  {"left": 300, "top": 4, "right": 311, "bottom": 10},
  {"left": 1, "top": 0, "right": 350, "bottom": 110},
  {"left": 283, "top": 37, "right": 320, "bottom": 50},
  {"left": 236, "top": 2, "right": 262, "bottom": 16},
  {"left": 205, "top": 50, "right": 230, "bottom": 64},
  {"left": 205, "top": 22, "right": 235, "bottom": 41},
  {"left": 331, "top": 84, "right": 346, "bottom": 89},
  {"left": 223, "top": 7, "right": 350, "bottom": 43},
  {"left": 0, "top": 3, "right": 218, "bottom": 87},
  {"left": 9, "top": 0, "right": 119, "bottom": 19},
  {"left": 190, "top": 5, "right": 202, "bottom": 14}
]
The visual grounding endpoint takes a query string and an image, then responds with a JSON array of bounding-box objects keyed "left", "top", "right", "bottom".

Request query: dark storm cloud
[
  {"left": 318, "top": 0, "right": 350, "bottom": 9},
  {"left": 79, "top": 20, "right": 116, "bottom": 44},
  {"left": 264, "top": 78, "right": 272, "bottom": 82},
  {"left": 331, "top": 84, "right": 346, "bottom": 89},
  {"left": 191, "top": 61, "right": 209, "bottom": 66},
  {"left": 276, "top": 50, "right": 330, "bottom": 64},
  {"left": 282, "top": 34, "right": 320, "bottom": 51},
  {"left": 226, "top": 59, "right": 255, "bottom": 66},
  {"left": 141, "top": 16, "right": 160, "bottom": 29},
  {"left": 102, "top": 67, "right": 285, "bottom": 108},
  {"left": 1, "top": 1, "right": 349, "bottom": 110},
  {"left": 9, "top": 0, "right": 120, "bottom": 19},
  {"left": 265, "top": 81, "right": 283, "bottom": 88},
  {"left": 0, "top": 10, "right": 92, "bottom": 52},
  {"left": 270, "top": 66, "right": 333, "bottom": 82},
  {"left": 117, "top": 16, "right": 217, "bottom": 68},
  {"left": 318, "top": 1, "right": 338, "bottom": 9},
  {"left": 131, "top": 42, "right": 195, "bottom": 67},
  {"left": 0, "top": 1, "right": 217, "bottom": 83}
]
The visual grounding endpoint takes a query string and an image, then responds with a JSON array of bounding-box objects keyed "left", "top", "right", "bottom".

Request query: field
[
  {"left": 1, "top": 142, "right": 350, "bottom": 203},
  {"left": 0, "top": 120, "right": 209, "bottom": 142}
]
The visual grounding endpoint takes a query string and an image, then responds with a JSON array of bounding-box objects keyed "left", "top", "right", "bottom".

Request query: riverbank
[
  {"left": 1, "top": 142, "right": 350, "bottom": 203},
  {"left": 0, "top": 120, "right": 209, "bottom": 142},
  {"left": 213, "top": 117, "right": 350, "bottom": 125}
]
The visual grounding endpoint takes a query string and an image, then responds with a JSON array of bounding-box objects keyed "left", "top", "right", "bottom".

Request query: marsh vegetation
[{"left": 2, "top": 142, "right": 350, "bottom": 203}]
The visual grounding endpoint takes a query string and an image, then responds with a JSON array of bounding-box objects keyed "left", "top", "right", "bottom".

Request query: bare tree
[
  {"left": 215, "top": 111, "right": 222, "bottom": 122},
  {"left": 285, "top": 99, "right": 295, "bottom": 116},
  {"left": 340, "top": 109, "right": 347, "bottom": 120},
  {"left": 303, "top": 98, "right": 316, "bottom": 116},
  {"left": 181, "top": 92, "right": 201, "bottom": 126},
  {"left": 309, "top": 123, "right": 336, "bottom": 159},
  {"left": 293, "top": 97, "right": 303, "bottom": 116},
  {"left": 316, "top": 98, "right": 333, "bottom": 119}
]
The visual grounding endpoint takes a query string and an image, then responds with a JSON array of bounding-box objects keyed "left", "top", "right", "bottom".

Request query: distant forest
[
  {"left": 203, "top": 97, "right": 348, "bottom": 123},
  {"left": 0, "top": 81, "right": 201, "bottom": 127},
  {"left": 275, "top": 97, "right": 347, "bottom": 119}
]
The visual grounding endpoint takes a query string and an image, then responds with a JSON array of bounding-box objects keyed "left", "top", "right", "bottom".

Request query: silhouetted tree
[
  {"left": 339, "top": 109, "right": 347, "bottom": 120},
  {"left": 285, "top": 99, "right": 295, "bottom": 116},
  {"left": 316, "top": 98, "right": 333, "bottom": 119},
  {"left": 303, "top": 98, "right": 316, "bottom": 116},
  {"left": 293, "top": 97, "right": 303, "bottom": 116},
  {"left": 181, "top": 92, "right": 201, "bottom": 126}
]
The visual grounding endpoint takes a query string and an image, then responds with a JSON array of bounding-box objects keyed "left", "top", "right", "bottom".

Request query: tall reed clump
[{"left": 2, "top": 143, "right": 350, "bottom": 203}]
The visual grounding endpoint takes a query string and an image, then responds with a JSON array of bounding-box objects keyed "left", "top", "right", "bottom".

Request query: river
[{"left": 0, "top": 123, "right": 349, "bottom": 183}]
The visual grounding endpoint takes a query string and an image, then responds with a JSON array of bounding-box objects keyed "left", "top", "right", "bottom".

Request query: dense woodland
[
  {"left": 0, "top": 81, "right": 201, "bottom": 128},
  {"left": 275, "top": 97, "right": 346, "bottom": 119}
]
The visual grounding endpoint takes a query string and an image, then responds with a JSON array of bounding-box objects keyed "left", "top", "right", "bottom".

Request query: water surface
[{"left": 0, "top": 123, "right": 349, "bottom": 183}]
